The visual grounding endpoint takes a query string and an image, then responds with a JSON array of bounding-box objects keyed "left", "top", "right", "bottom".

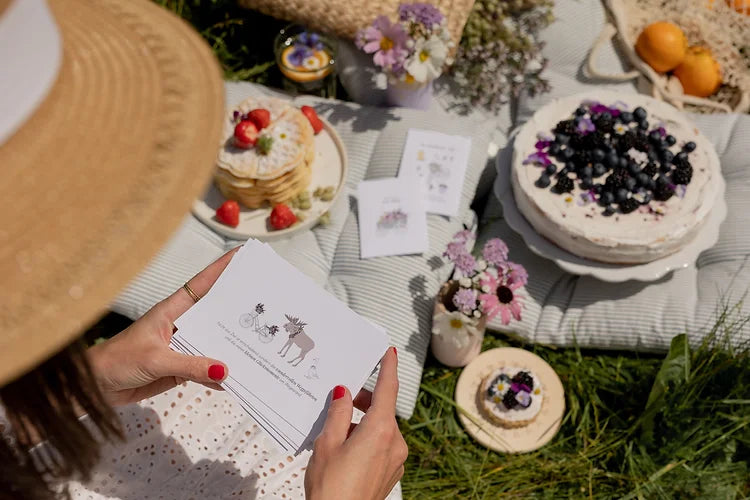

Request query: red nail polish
[
  {"left": 333, "top": 385, "right": 346, "bottom": 400},
  {"left": 392, "top": 346, "right": 398, "bottom": 356},
  {"left": 208, "top": 364, "right": 225, "bottom": 381}
]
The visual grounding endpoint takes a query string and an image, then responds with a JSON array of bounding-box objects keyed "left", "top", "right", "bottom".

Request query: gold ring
[{"left": 183, "top": 282, "right": 201, "bottom": 303}]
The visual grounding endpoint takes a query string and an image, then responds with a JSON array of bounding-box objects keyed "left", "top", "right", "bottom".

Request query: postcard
[
  {"left": 357, "top": 177, "right": 429, "bottom": 259},
  {"left": 398, "top": 128, "right": 472, "bottom": 217}
]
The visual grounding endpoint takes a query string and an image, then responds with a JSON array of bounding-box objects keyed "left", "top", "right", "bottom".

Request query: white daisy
[
  {"left": 614, "top": 123, "right": 627, "bottom": 135},
  {"left": 405, "top": 36, "right": 449, "bottom": 83},
  {"left": 432, "top": 311, "right": 479, "bottom": 349},
  {"left": 459, "top": 277, "right": 472, "bottom": 288}
]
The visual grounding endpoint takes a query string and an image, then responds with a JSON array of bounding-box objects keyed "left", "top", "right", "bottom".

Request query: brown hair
[{"left": 0, "top": 340, "right": 123, "bottom": 499}]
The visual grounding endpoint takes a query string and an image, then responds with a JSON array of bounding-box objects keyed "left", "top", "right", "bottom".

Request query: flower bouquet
[
  {"left": 356, "top": 3, "right": 454, "bottom": 109},
  {"left": 431, "top": 230, "right": 528, "bottom": 367}
]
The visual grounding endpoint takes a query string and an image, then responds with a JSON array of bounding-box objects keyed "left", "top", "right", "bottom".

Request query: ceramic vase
[
  {"left": 430, "top": 280, "right": 487, "bottom": 368},
  {"left": 385, "top": 79, "right": 433, "bottom": 110}
]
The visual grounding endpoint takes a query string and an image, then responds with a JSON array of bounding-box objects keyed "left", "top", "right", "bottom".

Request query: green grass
[
  {"left": 145, "top": 3, "right": 750, "bottom": 496},
  {"left": 401, "top": 306, "right": 750, "bottom": 499}
]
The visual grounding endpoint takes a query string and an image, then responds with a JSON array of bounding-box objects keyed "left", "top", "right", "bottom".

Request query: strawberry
[
  {"left": 300, "top": 105, "right": 324, "bottom": 135},
  {"left": 216, "top": 200, "right": 240, "bottom": 227},
  {"left": 233, "top": 120, "right": 259, "bottom": 149},
  {"left": 269, "top": 203, "right": 297, "bottom": 230},
  {"left": 247, "top": 109, "right": 271, "bottom": 130}
]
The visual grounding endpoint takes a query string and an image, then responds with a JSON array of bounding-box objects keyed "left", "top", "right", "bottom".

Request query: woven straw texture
[
  {"left": 607, "top": 0, "right": 750, "bottom": 113},
  {"left": 0, "top": 0, "right": 224, "bottom": 385},
  {"left": 238, "top": 0, "right": 475, "bottom": 45}
]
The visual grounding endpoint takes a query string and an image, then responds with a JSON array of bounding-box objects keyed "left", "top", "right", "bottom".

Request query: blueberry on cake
[
  {"left": 480, "top": 367, "right": 543, "bottom": 428},
  {"left": 512, "top": 92, "right": 721, "bottom": 264}
]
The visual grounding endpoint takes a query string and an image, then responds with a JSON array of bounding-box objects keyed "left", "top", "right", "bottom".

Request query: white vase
[
  {"left": 430, "top": 281, "right": 487, "bottom": 368},
  {"left": 385, "top": 79, "right": 434, "bottom": 110}
]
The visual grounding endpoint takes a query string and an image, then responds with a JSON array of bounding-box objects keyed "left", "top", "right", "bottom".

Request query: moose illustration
[{"left": 278, "top": 314, "right": 315, "bottom": 367}]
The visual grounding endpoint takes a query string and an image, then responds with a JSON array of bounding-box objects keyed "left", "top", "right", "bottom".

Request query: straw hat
[{"left": 0, "top": 0, "right": 224, "bottom": 385}]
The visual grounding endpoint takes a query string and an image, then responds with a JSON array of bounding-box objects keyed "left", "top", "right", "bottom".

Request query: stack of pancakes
[{"left": 215, "top": 97, "right": 315, "bottom": 208}]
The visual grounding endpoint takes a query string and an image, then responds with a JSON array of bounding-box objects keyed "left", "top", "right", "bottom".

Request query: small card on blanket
[
  {"left": 398, "top": 128, "right": 472, "bottom": 217},
  {"left": 170, "top": 241, "right": 389, "bottom": 454},
  {"left": 357, "top": 177, "right": 429, "bottom": 259}
]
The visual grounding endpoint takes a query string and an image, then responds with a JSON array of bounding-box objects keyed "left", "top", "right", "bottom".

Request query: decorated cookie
[{"left": 480, "top": 367, "right": 543, "bottom": 428}]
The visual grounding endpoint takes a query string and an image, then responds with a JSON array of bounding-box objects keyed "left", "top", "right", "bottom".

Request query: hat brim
[{"left": 0, "top": 0, "right": 224, "bottom": 384}]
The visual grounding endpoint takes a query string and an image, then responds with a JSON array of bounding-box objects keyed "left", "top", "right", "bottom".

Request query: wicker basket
[
  {"left": 585, "top": 0, "right": 750, "bottom": 113},
  {"left": 237, "top": 0, "right": 475, "bottom": 46}
]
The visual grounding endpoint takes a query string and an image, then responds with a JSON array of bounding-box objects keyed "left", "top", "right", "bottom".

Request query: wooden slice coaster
[{"left": 455, "top": 347, "right": 565, "bottom": 453}]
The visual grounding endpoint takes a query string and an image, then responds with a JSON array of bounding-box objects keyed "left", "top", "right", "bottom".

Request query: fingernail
[
  {"left": 208, "top": 364, "right": 225, "bottom": 381},
  {"left": 333, "top": 385, "right": 346, "bottom": 400},
  {"left": 392, "top": 346, "right": 398, "bottom": 357}
]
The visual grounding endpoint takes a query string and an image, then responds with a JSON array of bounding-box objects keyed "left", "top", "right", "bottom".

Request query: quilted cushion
[
  {"left": 483, "top": 0, "right": 750, "bottom": 350},
  {"left": 111, "top": 82, "right": 496, "bottom": 418}
]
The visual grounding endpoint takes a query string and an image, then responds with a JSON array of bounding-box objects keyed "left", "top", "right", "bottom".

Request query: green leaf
[{"left": 639, "top": 334, "right": 691, "bottom": 443}]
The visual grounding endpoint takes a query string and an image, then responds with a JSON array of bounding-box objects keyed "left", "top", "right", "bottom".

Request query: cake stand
[{"left": 495, "top": 91, "right": 727, "bottom": 283}]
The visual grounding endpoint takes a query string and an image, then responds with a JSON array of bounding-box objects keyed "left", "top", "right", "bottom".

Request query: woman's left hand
[{"left": 87, "top": 248, "right": 240, "bottom": 406}]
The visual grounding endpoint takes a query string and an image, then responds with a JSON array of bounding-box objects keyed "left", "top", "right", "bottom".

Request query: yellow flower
[{"left": 496, "top": 383, "right": 505, "bottom": 392}]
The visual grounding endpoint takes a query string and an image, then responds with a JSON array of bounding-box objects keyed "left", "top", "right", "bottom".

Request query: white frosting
[
  {"left": 512, "top": 92, "right": 721, "bottom": 264},
  {"left": 481, "top": 366, "right": 543, "bottom": 424},
  {"left": 216, "top": 97, "right": 314, "bottom": 180}
]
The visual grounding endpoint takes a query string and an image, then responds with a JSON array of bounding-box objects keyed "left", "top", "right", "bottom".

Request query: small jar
[{"left": 274, "top": 25, "right": 337, "bottom": 98}]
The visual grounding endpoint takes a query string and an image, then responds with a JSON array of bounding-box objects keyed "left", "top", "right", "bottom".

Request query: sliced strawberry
[
  {"left": 300, "top": 105, "right": 324, "bottom": 135},
  {"left": 233, "top": 120, "right": 259, "bottom": 149},
  {"left": 216, "top": 200, "right": 240, "bottom": 227},
  {"left": 247, "top": 108, "right": 271, "bottom": 130},
  {"left": 269, "top": 203, "right": 297, "bottom": 230}
]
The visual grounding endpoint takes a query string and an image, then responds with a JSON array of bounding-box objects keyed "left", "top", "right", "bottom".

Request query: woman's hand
[
  {"left": 305, "top": 347, "right": 408, "bottom": 500},
  {"left": 87, "top": 248, "right": 239, "bottom": 406}
]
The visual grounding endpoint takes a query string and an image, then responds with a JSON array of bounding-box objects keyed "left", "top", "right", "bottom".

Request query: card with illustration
[
  {"left": 171, "top": 241, "right": 389, "bottom": 453},
  {"left": 357, "top": 177, "right": 429, "bottom": 259},
  {"left": 398, "top": 128, "right": 472, "bottom": 217}
]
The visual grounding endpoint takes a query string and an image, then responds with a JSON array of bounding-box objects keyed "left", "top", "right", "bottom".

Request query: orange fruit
[
  {"left": 635, "top": 22, "right": 688, "bottom": 73},
  {"left": 726, "top": 0, "right": 750, "bottom": 13},
  {"left": 673, "top": 46, "right": 722, "bottom": 97}
]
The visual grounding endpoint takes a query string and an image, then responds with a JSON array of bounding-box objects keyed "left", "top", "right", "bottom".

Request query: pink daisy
[{"left": 479, "top": 272, "right": 524, "bottom": 325}]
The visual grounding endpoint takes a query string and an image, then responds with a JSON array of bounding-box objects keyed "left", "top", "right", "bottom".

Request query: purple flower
[
  {"left": 535, "top": 140, "right": 550, "bottom": 150},
  {"left": 398, "top": 3, "right": 444, "bottom": 27},
  {"left": 297, "top": 31, "right": 324, "bottom": 51},
  {"left": 356, "top": 16, "right": 408, "bottom": 70},
  {"left": 444, "top": 241, "right": 468, "bottom": 261},
  {"left": 452, "top": 229, "right": 475, "bottom": 244},
  {"left": 511, "top": 382, "right": 531, "bottom": 393},
  {"left": 523, "top": 151, "right": 551, "bottom": 166},
  {"left": 577, "top": 191, "right": 596, "bottom": 206},
  {"left": 515, "top": 390, "right": 532, "bottom": 407},
  {"left": 504, "top": 261, "right": 528, "bottom": 288},
  {"left": 590, "top": 103, "right": 609, "bottom": 115},
  {"left": 482, "top": 238, "right": 509, "bottom": 266},
  {"left": 452, "top": 288, "right": 478, "bottom": 314},
  {"left": 676, "top": 184, "right": 687, "bottom": 199},
  {"left": 654, "top": 126, "right": 666, "bottom": 138},
  {"left": 288, "top": 46, "right": 312, "bottom": 66},
  {"left": 577, "top": 117, "right": 595, "bottom": 135},
  {"left": 455, "top": 252, "right": 477, "bottom": 276}
]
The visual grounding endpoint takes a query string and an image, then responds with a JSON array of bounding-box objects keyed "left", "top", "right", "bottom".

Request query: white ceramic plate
[
  {"left": 494, "top": 146, "right": 727, "bottom": 282},
  {"left": 193, "top": 117, "right": 348, "bottom": 241},
  {"left": 455, "top": 348, "right": 565, "bottom": 454}
]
